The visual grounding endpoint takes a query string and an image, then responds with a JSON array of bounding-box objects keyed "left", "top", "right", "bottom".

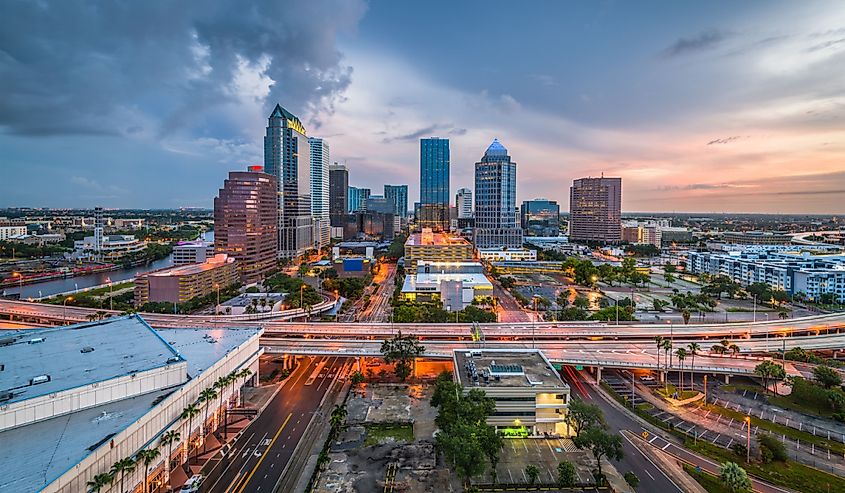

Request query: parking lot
[{"left": 471, "top": 437, "right": 596, "bottom": 485}]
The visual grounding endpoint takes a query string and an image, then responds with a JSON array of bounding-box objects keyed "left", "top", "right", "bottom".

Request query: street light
[
  {"left": 63, "top": 296, "right": 74, "bottom": 324},
  {"left": 11, "top": 271, "right": 23, "bottom": 291},
  {"left": 105, "top": 277, "right": 113, "bottom": 311},
  {"left": 744, "top": 416, "right": 751, "bottom": 463},
  {"left": 213, "top": 283, "right": 220, "bottom": 315}
]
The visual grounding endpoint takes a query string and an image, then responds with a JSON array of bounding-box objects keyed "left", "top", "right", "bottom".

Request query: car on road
[
  {"left": 180, "top": 474, "right": 203, "bottom": 492},
  {"left": 639, "top": 374, "right": 656, "bottom": 382}
]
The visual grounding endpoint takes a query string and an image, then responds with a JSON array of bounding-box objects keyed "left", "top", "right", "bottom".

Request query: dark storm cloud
[
  {"left": 0, "top": 0, "right": 366, "bottom": 137},
  {"left": 663, "top": 29, "right": 729, "bottom": 57}
]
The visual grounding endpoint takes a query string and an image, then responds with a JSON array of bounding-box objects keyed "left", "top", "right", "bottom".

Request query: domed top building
[{"left": 473, "top": 139, "right": 523, "bottom": 249}]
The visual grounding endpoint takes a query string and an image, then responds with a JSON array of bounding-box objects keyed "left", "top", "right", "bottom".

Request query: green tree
[
  {"left": 573, "top": 294, "right": 590, "bottom": 310},
  {"left": 687, "top": 342, "right": 700, "bottom": 391},
  {"left": 350, "top": 370, "right": 365, "bottom": 387},
  {"left": 180, "top": 404, "right": 200, "bottom": 459},
  {"left": 110, "top": 456, "right": 136, "bottom": 493},
  {"left": 675, "top": 348, "right": 687, "bottom": 391},
  {"left": 525, "top": 464, "right": 540, "bottom": 485},
  {"left": 567, "top": 398, "right": 605, "bottom": 438},
  {"left": 624, "top": 471, "right": 640, "bottom": 489},
  {"left": 813, "top": 365, "right": 842, "bottom": 389},
  {"left": 755, "top": 360, "right": 787, "bottom": 394},
  {"left": 557, "top": 461, "right": 576, "bottom": 487},
  {"left": 654, "top": 336, "right": 664, "bottom": 375},
  {"left": 86, "top": 472, "right": 114, "bottom": 493},
  {"left": 198, "top": 387, "right": 218, "bottom": 452},
  {"left": 159, "top": 430, "right": 180, "bottom": 478},
  {"left": 380, "top": 331, "right": 425, "bottom": 381},
  {"left": 136, "top": 448, "right": 161, "bottom": 493},
  {"left": 572, "top": 426, "right": 623, "bottom": 483},
  {"left": 330, "top": 404, "right": 348, "bottom": 431},
  {"left": 719, "top": 462, "right": 751, "bottom": 492},
  {"left": 681, "top": 309, "right": 691, "bottom": 325},
  {"left": 758, "top": 434, "right": 788, "bottom": 463}
]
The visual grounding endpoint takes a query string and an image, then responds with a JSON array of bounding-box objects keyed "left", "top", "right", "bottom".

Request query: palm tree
[
  {"left": 86, "top": 313, "right": 98, "bottom": 322},
  {"left": 181, "top": 403, "right": 200, "bottom": 462},
  {"left": 710, "top": 344, "right": 726, "bottom": 355},
  {"left": 653, "top": 336, "right": 664, "bottom": 374},
  {"left": 213, "top": 375, "right": 228, "bottom": 432},
  {"left": 136, "top": 448, "right": 161, "bottom": 493},
  {"left": 159, "top": 430, "right": 181, "bottom": 480},
  {"left": 662, "top": 339, "right": 673, "bottom": 394},
  {"left": 110, "top": 456, "right": 136, "bottom": 493},
  {"left": 687, "top": 342, "right": 700, "bottom": 392},
  {"left": 729, "top": 344, "right": 740, "bottom": 358},
  {"left": 675, "top": 348, "right": 687, "bottom": 393},
  {"left": 198, "top": 387, "right": 218, "bottom": 453},
  {"left": 86, "top": 472, "right": 114, "bottom": 493}
]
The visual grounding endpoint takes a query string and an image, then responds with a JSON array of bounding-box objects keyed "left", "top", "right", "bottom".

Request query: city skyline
[{"left": 2, "top": 1, "right": 845, "bottom": 213}]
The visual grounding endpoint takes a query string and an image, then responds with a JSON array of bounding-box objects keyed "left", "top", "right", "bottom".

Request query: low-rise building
[
  {"left": 0, "top": 225, "right": 28, "bottom": 241},
  {"left": 404, "top": 229, "right": 474, "bottom": 270},
  {"left": 453, "top": 349, "right": 570, "bottom": 436},
  {"left": 0, "top": 315, "right": 261, "bottom": 493},
  {"left": 401, "top": 261, "right": 493, "bottom": 309},
  {"left": 73, "top": 234, "right": 146, "bottom": 261},
  {"left": 135, "top": 254, "right": 238, "bottom": 307},
  {"left": 477, "top": 248, "right": 537, "bottom": 262},
  {"left": 721, "top": 231, "right": 793, "bottom": 245},
  {"left": 172, "top": 240, "right": 215, "bottom": 265}
]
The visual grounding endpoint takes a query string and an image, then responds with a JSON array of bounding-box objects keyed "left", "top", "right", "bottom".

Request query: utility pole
[{"left": 745, "top": 416, "right": 751, "bottom": 463}]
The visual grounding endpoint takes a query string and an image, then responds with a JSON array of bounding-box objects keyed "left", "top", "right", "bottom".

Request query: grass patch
[
  {"left": 636, "top": 403, "right": 654, "bottom": 412},
  {"left": 768, "top": 392, "right": 834, "bottom": 418},
  {"left": 685, "top": 438, "right": 845, "bottom": 493},
  {"left": 363, "top": 423, "right": 414, "bottom": 447},
  {"left": 655, "top": 383, "right": 700, "bottom": 401},
  {"left": 683, "top": 464, "right": 733, "bottom": 493},
  {"left": 699, "top": 402, "right": 845, "bottom": 455}
]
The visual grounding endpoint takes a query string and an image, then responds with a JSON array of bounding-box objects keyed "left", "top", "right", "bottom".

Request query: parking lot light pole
[{"left": 744, "top": 416, "right": 751, "bottom": 462}]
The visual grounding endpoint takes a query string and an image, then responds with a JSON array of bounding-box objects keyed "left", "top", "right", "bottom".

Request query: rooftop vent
[
  {"left": 489, "top": 364, "right": 524, "bottom": 376},
  {"left": 166, "top": 357, "right": 181, "bottom": 364},
  {"left": 0, "top": 336, "right": 18, "bottom": 347},
  {"left": 0, "top": 391, "right": 13, "bottom": 403},
  {"left": 31, "top": 375, "right": 51, "bottom": 385},
  {"left": 81, "top": 347, "right": 95, "bottom": 353},
  {"left": 28, "top": 337, "right": 45, "bottom": 344}
]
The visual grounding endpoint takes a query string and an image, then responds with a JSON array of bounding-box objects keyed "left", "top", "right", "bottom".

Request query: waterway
[{"left": 1, "top": 231, "right": 214, "bottom": 299}]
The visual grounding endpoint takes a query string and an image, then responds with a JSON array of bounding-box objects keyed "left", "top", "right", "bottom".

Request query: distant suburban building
[
  {"left": 347, "top": 186, "right": 371, "bottom": 213},
  {"left": 0, "top": 315, "right": 260, "bottom": 493},
  {"left": 0, "top": 225, "right": 27, "bottom": 240},
  {"left": 264, "top": 104, "right": 312, "bottom": 259},
  {"left": 453, "top": 349, "right": 570, "bottom": 436},
  {"left": 172, "top": 240, "right": 215, "bottom": 265},
  {"left": 456, "top": 187, "right": 473, "bottom": 219},
  {"left": 569, "top": 177, "right": 622, "bottom": 243},
  {"left": 687, "top": 249, "right": 845, "bottom": 303},
  {"left": 419, "top": 137, "right": 451, "bottom": 230},
  {"left": 213, "top": 168, "right": 278, "bottom": 283},
  {"left": 473, "top": 139, "right": 523, "bottom": 249},
  {"left": 328, "top": 163, "right": 349, "bottom": 226},
  {"left": 722, "top": 231, "right": 793, "bottom": 245},
  {"left": 384, "top": 184, "right": 409, "bottom": 218},
  {"left": 404, "top": 228, "right": 474, "bottom": 270},
  {"left": 309, "top": 137, "right": 331, "bottom": 249},
  {"left": 401, "top": 261, "right": 493, "bottom": 310},
  {"left": 521, "top": 198, "right": 560, "bottom": 237},
  {"left": 134, "top": 254, "right": 239, "bottom": 307}
]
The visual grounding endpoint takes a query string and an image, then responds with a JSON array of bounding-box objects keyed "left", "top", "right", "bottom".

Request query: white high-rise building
[
  {"left": 309, "top": 137, "right": 330, "bottom": 249},
  {"left": 473, "top": 139, "right": 523, "bottom": 249},
  {"left": 456, "top": 188, "right": 473, "bottom": 219}
]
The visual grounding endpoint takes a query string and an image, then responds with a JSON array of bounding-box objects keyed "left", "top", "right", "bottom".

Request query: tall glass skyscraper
[
  {"left": 264, "top": 104, "right": 312, "bottom": 259},
  {"left": 328, "top": 163, "right": 348, "bottom": 226},
  {"left": 473, "top": 139, "right": 523, "bottom": 249},
  {"left": 384, "top": 184, "right": 408, "bottom": 218},
  {"left": 419, "top": 137, "right": 450, "bottom": 230},
  {"left": 347, "top": 186, "right": 371, "bottom": 213},
  {"left": 309, "top": 137, "right": 330, "bottom": 249}
]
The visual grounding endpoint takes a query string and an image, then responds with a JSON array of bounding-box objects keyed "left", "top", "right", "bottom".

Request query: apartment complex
[
  {"left": 0, "top": 225, "right": 27, "bottom": 240},
  {"left": 453, "top": 349, "right": 570, "bottom": 436},
  {"left": 264, "top": 104, "right": 312, "bottom": 259},
  {"left": 473, "top": 139, "right": 523, "bottom": 249},
  {"left": 687, "top": 249, "right": 845, "bottom": 302},
  {"left": 134, "top": 254, "right": 238, "bottom": 306},
  {"left": 347, "top": 186, "right": 371, "bottom": 213},
  {"left": 455, "top": 188, "right": 473, "bottom": 219},
  {"left": 569, "top": 177, "right": 622, "bottom": 243},
  {"left": 309, "top": 137, "right": 331, "bottom": 249},
  {"left": 404, "top": 229, "right": 474, "bottom": 270},
  {"left": 213, "top": 168, "right": 278, "bottom": 283}
]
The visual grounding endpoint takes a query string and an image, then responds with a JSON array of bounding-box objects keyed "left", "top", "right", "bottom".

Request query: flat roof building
[
  {"left": 453, "top": 349, "right": 570, "bottom": 436},
  {"left": 172, "top": 240, "right": 215, "bottom": 265},
  {"left": 569, "top": 177, "right": 622, "bottom": 244},
  {"left": 401, "top": 261, "right": 493, "bottom": 309},
  {"left": 134, "top": 254, "right": 238, "bottom": 307},
  {"left": 0, "top": 315, "right": 261, "bottom": 493},
  {"left": 404, "top": 228, "right": 474, "bottom": 270}
]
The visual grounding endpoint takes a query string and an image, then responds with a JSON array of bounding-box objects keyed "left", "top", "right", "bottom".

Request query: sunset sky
[{"left": 2, "top": 1, "right": 844, "bottom": 213}]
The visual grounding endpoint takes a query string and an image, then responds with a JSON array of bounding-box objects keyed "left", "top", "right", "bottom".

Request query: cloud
[
  {"left": 706, "top": 136, "right": 742, "bottom": 145},
  {"left": 0, "top": 1, "right": 366, "bottom": 138},
  {"left": 663, "top": 29, "right": 729, "bottom": 57},
  {"left": 381, "top": 124, "right": 440, "bottom": 143}
]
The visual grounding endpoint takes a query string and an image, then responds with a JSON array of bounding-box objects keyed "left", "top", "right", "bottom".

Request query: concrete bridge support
[{"left": 724, "top": 374, "right": 731, "bottom": 384}]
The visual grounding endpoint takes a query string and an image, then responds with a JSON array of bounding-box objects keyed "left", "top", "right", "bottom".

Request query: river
[{"left": 1, "top": 231, "right": 214, "bottom": 299}]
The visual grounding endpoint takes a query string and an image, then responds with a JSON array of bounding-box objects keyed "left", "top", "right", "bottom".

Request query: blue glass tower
[
  {"left": 473, "top": 139, "right": 523, "bottom": 248},
  {"left": 419, "top": 138, "right": 450, "bottom": 230}
]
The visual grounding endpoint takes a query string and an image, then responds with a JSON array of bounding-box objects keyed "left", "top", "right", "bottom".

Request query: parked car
[
  {"left": 180, "top": 475, "right": 203, "bottom": 493},
  {"left": 639, "top": 374, "right": 656, "bottom": 382}
]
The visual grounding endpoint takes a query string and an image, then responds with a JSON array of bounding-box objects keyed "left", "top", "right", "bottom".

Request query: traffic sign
[{"left": 642, "top": 431, "right": 649, "bottom": 440}]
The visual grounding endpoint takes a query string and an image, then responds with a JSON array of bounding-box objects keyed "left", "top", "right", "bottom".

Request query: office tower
[
  {"left": 569, "top": 177, "right": 622, "bottom": 243},
  {"left": 419, "top": 137, "right": 450, "bottom": 230},
  {"left": 263, "top": 103, "right": 312, "bottom": 259},
  {"left": 366, "top": 195, "right": 393, "bottom": 214},
  {"left": 93, "top": 206, "right": 104, "bottom": 255},
  {"left": 329, "top": 163, "right": 348, "bottom": 226},
  {"left": 473, "top": 139, "right": 523, "bottom": 249},
  {"left": 384, "top": 184, "right": 409, "bottom": 217},
  {"left": 347, "top": 186, "right": 371, "bottom": 213},
  {"left": 521, "top": 198, "right": 560, "bottom": 237},
  {"left": 455, "top": 188, "right": 473, "bottom": 219},
  {"left": 213, "top": 167, "right": 278, "bottom": 283},
  {"left": 309, "top": 137, "right": 330, "bottom": 249}
]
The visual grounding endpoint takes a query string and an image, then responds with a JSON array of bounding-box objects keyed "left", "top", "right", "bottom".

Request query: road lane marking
[{"left": 232, "top": 412, "right": 293, "bottom": 493}]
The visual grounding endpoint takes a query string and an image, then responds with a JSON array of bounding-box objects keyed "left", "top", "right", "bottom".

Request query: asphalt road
[
  {"left": 201, "top": 356, "right": 347, "bottom": 493},
  {"left": 559, "top": 365, "right": 684, "bottom": 492}
]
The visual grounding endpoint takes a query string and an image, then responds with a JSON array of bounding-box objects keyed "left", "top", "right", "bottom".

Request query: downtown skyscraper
[
  {"left": 455, "top": 187, "right": 473, "bottom": 219},
  {"left": 569, "top": 177, "right": 622, "bottom": 243},
  {"left": 473, "top": 139, "right": 523, "bottom": 249},
  {"left": 419, "top": 137, "right": 450, "bottom": 230},
  {"left": 309, "top": 137, "right": 330, "bottom": 249},
  {"left": 328, "top": 163, "right": 348, "bottom": 226},
  {"left": 264, "top": 104, "right": 312, "bottom": 259},
  {"left": 384, "top": 184, "right": 408, "bottom": 218}
]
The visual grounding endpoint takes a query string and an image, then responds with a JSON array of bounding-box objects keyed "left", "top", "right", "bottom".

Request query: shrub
[
  {"left": 758, "top": 434, "right": 788, "bottom": 462},
  {"left": 731, "top": 443, "right": 747, "bottom": 459},
  {"left": 624, "top": 471, "right": 640, "bottom": 488}
]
